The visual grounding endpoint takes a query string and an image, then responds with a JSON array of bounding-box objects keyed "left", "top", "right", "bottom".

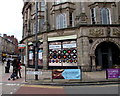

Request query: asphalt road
[
  {"left": 64, "top": 84, "right": 119, "bottom": 94},
  {"left": 15, "top": 84, "right": 119, "bottom": 95}
]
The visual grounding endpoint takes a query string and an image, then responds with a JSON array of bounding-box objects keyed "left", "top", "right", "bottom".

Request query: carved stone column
[
  {"left": 77, "top": 37, "right": 82, "bottom": 67},
  {"left": 91, "top": 55, "right": 96, "bottom": 71},
  {"left": 81, "top": 37, "right": 90, "bottom": 71}
]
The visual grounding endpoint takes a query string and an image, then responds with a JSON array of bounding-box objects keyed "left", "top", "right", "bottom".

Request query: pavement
[
  {"left": 1, "top": 61, "right": 119, "bottom": 95},
  {"left": 24, "top": 66, "right": 119, "bottom": 86},
  {"left": 1, "top": 61, "right": 119, "bottom": 86}
]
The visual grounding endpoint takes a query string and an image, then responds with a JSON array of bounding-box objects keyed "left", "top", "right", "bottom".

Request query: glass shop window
[
  {"left": 38, "top": 43, "right": 43, "bottom": 66},
  {"left": 49, "top": 40, "right": 77, "bottom": 66},
  {"left": 28, "top": 45, "right": 34, "bottom": 66}
]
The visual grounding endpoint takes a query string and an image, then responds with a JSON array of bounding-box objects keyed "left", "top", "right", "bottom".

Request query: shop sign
[
  {"left": 52, "top": 69, "right": 81, "bottom": 79},
  {"left": 27, "top": 71, "right": 42, "bottom": 75},
  {"left": 107, "top": 68, "right": 120, "bottom": 78},
  {"left": 18, "top": 44, "right": 26, "bottom": 49},
  {"left": 48, "top": 35, "right": 77, "bottom": 41},
  {"left": 63, "top": 43, "right": 76, "bottom": 48},
  {"left": 49, "top": 45, "right": 61, "bottom": 49}
]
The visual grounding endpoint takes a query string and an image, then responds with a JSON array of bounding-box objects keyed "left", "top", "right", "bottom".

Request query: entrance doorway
[{"left": 95, "top": 42, "right": 120, "bottom": 69}]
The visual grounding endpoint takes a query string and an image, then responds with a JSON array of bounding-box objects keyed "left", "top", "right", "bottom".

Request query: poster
[
  {"left": 38, "top": 50, "right": 43, "bottom": 59},
  {"left": 52, "top": 69, "right": 81, "bottom": 79},
  {"left": 29, "top": 51, "right": 33, "bottom": 60},
  {"left": 107, "top": 68, "right": 120, "bottom": 78}
]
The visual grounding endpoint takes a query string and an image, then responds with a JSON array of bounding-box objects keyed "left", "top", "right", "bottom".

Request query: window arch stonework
[{"left": 89, "top": 38, "right": 120, "bottom": 55}]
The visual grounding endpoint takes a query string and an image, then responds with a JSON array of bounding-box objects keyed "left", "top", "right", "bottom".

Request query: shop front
[
  {"left": 48, "top": 35, "right": 78, "bottom": 69},
  {"left": 28, "top": 41, "right": 43, "bottom": 68}
]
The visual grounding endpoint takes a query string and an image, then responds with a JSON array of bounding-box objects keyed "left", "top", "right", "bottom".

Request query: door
[{"left": 95, "top": 42, "right": 120, "bottom": 69}]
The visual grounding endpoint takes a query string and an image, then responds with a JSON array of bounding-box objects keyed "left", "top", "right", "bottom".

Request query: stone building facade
[
  {"left": 21, "top": 1, "right": 120, "bottom": 71},
  {"left": 0, "top": 34, "right": 19, "bottom": 61}
]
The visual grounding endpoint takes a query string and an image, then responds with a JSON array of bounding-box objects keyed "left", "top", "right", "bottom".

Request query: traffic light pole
[{"left": 35, "top": 1, "right": 38, "bottom": 80}]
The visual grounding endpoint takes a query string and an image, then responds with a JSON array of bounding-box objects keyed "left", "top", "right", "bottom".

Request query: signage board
[
  {"left": 48, "top": 35, "right": 77, "bottom": 41},
  {"left": 52, "top": 69, "right": 81, "bottom": 79},
  {"left": 107, "top": 68, "right": 120, "bottom": 78},
  {"left": 18, "top": 44, "right": 26, "bottom": 49},
  {"left": 27, "top": 71, "right": 42, "bottom": 75},
  {"left": 63, "top": 43, "right": 76, "bottom": 48},
  {"left": 49, "top": 45, "right": 61, "bottom": 49}
]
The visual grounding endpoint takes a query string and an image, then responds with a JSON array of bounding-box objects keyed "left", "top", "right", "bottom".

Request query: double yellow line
[{"left": 21, "top": 84, "right": 63, "bottom": 89}]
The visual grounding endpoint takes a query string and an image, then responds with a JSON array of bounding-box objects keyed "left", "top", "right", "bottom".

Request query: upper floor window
[
  {"left": 69, "top": 12, "right": 73, "bottom": 26},
  {"left": 100, "top": 8, "right": 110, "bottom": 24},
  {"left": 41, "top": 0, "right": 45, "bottom": 11},
  {"left": 55, "top": 0, "right": 68, "bottom": 4},
  {"left": 91, "top": 8, "right": 96, "bottom": 24},
  {"left": 56, "top": 13, "right": 67, "bottom": 29}
]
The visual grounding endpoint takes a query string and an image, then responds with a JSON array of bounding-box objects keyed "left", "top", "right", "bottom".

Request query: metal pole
[{"left": 35, "top": 1, "right": 38, "bottom": 80}]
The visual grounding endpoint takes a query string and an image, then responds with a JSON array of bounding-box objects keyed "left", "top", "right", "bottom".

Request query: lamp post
[{"left": 35, "top": 1, "right": 38, "bottom": 80}]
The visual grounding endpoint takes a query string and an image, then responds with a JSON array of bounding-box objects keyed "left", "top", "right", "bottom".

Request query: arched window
[
  {"left": 55, "top": 0, "right": 68, "bottom": 4},
  {"left": 101, "top": 8, "right": 110, "bottom": 24},
  {"left": 56, "top": 13, "right": 67, "bottom": 29},
  {"left": 41, "top": 0, "right": 45, "bottom": 11}
]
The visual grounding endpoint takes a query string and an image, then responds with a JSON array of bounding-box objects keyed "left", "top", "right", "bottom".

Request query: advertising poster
[
  {"left": 52, "top": 69, "right": 81, "bottom": 79},
  {"left": 107, "top": 68, "right": 120, "bottom": 78},
  {"left": 29, "top": 51, "right": 34, "bottom": 65},
  {"left": 38, "top": 50, "right": 43, "bottom": 59},
  {"left": 38, "top": 49, "right": 43, "bottom": 66},
  {"left": 29, "top": 51, "right": 33, "bottom": 60}
]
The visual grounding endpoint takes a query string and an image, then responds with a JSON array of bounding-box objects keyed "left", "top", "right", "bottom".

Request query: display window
[
  {"left": 49, "top": 40, "right": 77, "bottom": 66},
  {"left": 28, "top": 42, "right": 43, "bottom": 67},
  {"left": 38, "top": 44, "right": 43, "bottom": 66},
  {"left": 28, "top": 45, "right": 34, "bottom": 66}
]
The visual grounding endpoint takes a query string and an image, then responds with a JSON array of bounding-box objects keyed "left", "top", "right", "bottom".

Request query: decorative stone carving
[
  {"left": 112, "top": 28, "right": 120, "bottom": 36},
  {"left": 57, "top": 31, "right": 64, "bottom": 36},
  {"left": 89, "top": 29, "right": 104, "bottom": 37}
]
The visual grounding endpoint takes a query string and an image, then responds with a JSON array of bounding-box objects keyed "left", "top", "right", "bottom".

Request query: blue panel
[{"left": 62, "top": 69, "right": 81, "bottom": 79}]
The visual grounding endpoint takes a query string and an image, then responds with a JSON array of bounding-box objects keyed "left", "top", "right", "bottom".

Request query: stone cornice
[{"left": 20, "top": 24, "right": 120, "bottom": 43}]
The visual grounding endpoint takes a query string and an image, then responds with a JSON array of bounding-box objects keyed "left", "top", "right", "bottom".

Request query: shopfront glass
[
  {"left": 49, "top": 40, "right": 77, "bottom": 66},
  {"left": 38, "top": 43, "right": 43, "bottom": 66},
  {"left": 28, "top": 46, "right": 34, "bottom": 66},
  {"left": 28, "top": 43, "right": 43, "bottom": 67}
]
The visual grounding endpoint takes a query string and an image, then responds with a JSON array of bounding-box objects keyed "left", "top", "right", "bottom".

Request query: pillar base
[{"left": 81, "top": 65, "right": 92, "bottom": 72}]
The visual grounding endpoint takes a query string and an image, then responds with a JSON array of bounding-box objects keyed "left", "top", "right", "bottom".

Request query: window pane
[
  {"left": 101, "top": 8, "right": 110, "bottom": 24},
  {"left": 38, "top": 43, "right": 43, "bottom": 66},
  {"left": 41, "top": 0, "right": 45, "bottom": 11},
  {"left": 56, "top": 13, "right": 67, "bottom": 29},
  {"left": 49, "top": 42, "right": 62, "bottom": 66},
  {"left": 62, "top": 41, "right": 77, "bottom": 66},
  {"left": 28, "top": 46, "right": 34, "bottom": 66},
  {"left": 91, "top": 8, "right": 96, "bottom": 24},
  {"left": 49, "top": 40, "right": 77, "bottom": 66}
]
